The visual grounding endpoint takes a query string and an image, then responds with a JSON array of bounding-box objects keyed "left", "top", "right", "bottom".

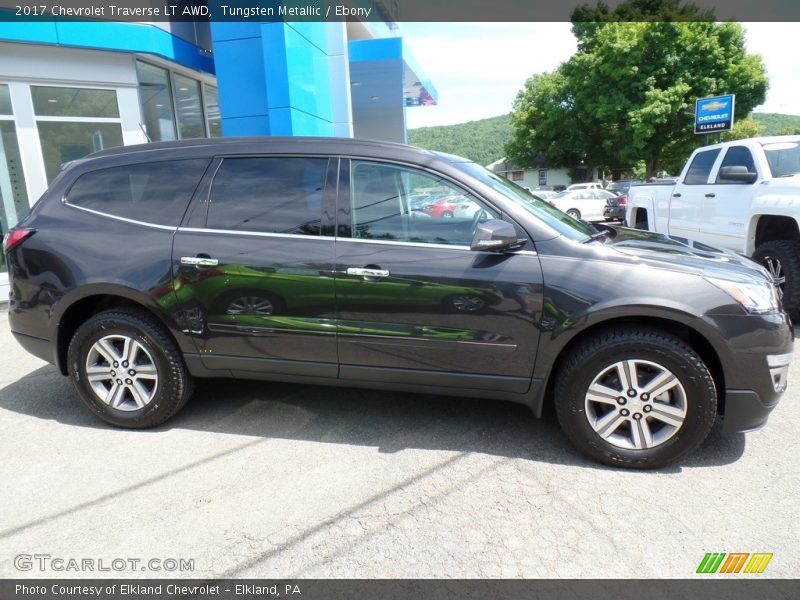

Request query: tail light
[
  {"left": 2, "top": 228, "right": 35, "bottom": 254},
  {"left": 618, "top": 195, "right": 628, "bottom": 206}
]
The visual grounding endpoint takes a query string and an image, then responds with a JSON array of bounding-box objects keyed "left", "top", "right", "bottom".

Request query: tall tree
[{"left": 507, "top": 1, "right": 768, "bottom": 177}]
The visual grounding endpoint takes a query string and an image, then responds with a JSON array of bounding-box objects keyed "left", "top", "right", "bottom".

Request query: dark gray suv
[{"left": 3, "top": 137, "right": 793, "bottom": 468}]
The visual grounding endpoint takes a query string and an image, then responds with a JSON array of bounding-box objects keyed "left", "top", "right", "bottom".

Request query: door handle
[
  {"left": 347, "top": 267, "right": 390, "bottom": 279},
  {"left": 705, "top": 193, "right": 716, "bottom": 198},
  {"left": 180, "top": 256, "right": 219, "bottom": 267},
  {"left": 672, "top": 193, "right": 682, "bottom": 197}
]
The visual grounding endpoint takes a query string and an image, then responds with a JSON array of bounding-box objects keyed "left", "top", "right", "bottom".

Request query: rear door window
[
  {"left": 683, "top": 149, "right": 721, "bottom": 184},
  {"left": 67, "top": 159, "right": 210, "bottom": 226},
  {"left": 206, "top": 157, "right": 329, "bottom": 236}
]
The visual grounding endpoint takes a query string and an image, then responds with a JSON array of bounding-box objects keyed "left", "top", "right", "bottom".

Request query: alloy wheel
[
  {"left": 85, "top": 335, "right": 159, "bottom": 411},
  {"left": 584, "top": 359, "right": 687, "bottom": 450}
]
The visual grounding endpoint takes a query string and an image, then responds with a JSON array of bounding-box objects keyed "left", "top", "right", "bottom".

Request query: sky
[{"left": 400, "top": 22, "right": 800, "bottom": 130}]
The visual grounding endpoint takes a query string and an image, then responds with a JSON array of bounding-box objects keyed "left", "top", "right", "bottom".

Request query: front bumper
[{"left": 700, "top": 312, "right": 793, "bottom": 434}]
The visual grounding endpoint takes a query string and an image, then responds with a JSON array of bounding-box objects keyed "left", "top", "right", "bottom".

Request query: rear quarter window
[{"left": 66, "top": 159, "right": 210, "bottom": 226}]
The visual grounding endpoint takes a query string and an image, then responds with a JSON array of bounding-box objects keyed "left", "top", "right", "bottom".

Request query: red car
[{"left": 423, "top": 195, "right": 460, "bottom": 218}]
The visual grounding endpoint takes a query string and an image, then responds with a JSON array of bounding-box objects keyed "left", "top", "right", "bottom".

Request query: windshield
[
  {"left": 763, "top": 141, "right": 800, "bottom": 177},
  {"left": 456, "top": 162, "right": 595, "bottom": 240}
]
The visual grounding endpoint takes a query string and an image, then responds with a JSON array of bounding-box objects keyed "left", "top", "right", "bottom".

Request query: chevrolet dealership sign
[{"left": 695, "top": 94, "right": 735, "bottom": 134}]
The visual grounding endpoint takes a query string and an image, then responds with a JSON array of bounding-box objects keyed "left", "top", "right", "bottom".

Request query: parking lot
[{"left": 1, "top": 308, "right": 798, "bottom": 579}]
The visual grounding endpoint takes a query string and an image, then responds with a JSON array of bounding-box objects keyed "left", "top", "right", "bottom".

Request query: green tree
[
  {"left": 508, "top": 0, "right": 768, "bottom": 177},
  {"left": 722, "top": 117, "right": 764, "bottom": 141}
]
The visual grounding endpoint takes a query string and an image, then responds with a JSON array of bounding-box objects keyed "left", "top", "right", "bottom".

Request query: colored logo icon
[{"left": 696, "top": 552, "right": 773, "bottom": 574}]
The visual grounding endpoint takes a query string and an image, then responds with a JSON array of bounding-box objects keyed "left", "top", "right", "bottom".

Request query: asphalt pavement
[{"left": 0, "top": 310, "right": 797, "bottom": 578}]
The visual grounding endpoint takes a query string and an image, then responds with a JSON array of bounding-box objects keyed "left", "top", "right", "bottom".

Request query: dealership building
[{"left": 0, "top": 13, "right": 437, "bottom": 297}]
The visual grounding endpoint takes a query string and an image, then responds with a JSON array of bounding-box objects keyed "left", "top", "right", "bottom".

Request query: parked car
[
  {"left": 605, "top": 179, "right": 642, "bottom": 196},
  {"left": 550, "top": 189, "right": 617, "bottom": 221},
  {"left": 4, "top": 137, "right": 791, "bottom": 469},
  {"left": 627, "top": 136, "right": 800, "bottom": 317},
  {"left": 423, "top": 195, "right": 460, "bottom": 218},
  {"left": 603, "top": 193, "right": 629, "bottom": 222},
  {"left": 529, "top": 190, "right": 559, "bottom": 200},
  {"left": 566, "top": 182, "right": 603, "bottom": 191}
]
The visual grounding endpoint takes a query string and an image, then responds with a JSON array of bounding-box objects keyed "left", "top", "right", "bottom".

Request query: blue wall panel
[
  {"left": 212, "top": 37, "right": 268, "bottom": 120},
  {"left": 211, "top": 21, "right": 350, "bottom": 138},
  {"left": 0, "top": 20, "right": 214, "bottom": 74},
  {"left": 219, "top": 115, "right": 272, "bottom": 137},
  {"left": 0, "top": 18, "right": 58, "bottom": 44}
]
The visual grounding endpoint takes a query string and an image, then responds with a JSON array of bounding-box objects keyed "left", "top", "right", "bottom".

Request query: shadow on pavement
[{"left": 0, "top": 365, "right": 746, "bottom": 472}]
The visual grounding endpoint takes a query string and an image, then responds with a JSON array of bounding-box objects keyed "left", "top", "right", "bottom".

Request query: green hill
[
  {"left": 752, "top": 112, "right": 800, "bottom": 135},
  {"left": 407, "top": 112, "right": 800, "bottom": 167},
  {"left": 407, "top": 114, "right": 513, "bottom": 166}
]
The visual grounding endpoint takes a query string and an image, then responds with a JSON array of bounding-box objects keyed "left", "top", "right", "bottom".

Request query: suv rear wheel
[
  {"left": 67, "top": 309, "right": 194, "bottom": 428},
  {"left": 554, "top": 328, "right": 717, "bottom": 468}
]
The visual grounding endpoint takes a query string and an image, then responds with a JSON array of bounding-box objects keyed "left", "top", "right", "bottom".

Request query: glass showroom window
[
  {"left": 32, "top": 85, "right": 124, "bottom": 183},
  {"left": 174, "top": 73, "right": 206, "bottom": 139},
  {"left": 204, "top": 84, "right": 222, "bottom": 137},
  {"left": 137, "top": 61, "right": 218, "bottom": 141},
  {"left": 0, "top": 84, "right": 30, "bottom": 275},
  {"left": 137, "top": 61, "right": 178, "bottom": 142}
]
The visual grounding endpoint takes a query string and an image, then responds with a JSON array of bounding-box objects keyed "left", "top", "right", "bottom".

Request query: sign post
[{"left": 695, "top": 94, "right": 735, "bottom": 140}]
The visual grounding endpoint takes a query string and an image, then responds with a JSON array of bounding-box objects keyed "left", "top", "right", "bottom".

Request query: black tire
[
  {"left": 441, "top": 210, "right": 454, "bottom": 218},
  {"left": 634, "top": 213, "right": 648, "bottom": 229},
  {"left": 554, "top": 328, "right": 717, "bottom": 469},
  {"left": 566, "top": 209, "right": 580, "bottom": 219},
  {"left": 67, "top": 308, "right": 194, "bottom": 428},
  {"left": 752, "top": 239, "right": 800, "bottom": 318}
]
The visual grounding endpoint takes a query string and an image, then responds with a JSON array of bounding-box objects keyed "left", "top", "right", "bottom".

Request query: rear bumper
[{"left": 11, "top": 330, "right": 55, "bottom": 366}]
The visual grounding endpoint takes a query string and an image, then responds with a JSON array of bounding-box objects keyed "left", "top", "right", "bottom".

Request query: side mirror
[
  {"left": 470, "top": 219, "right": 523, "bottom": 252},
  {"left": 718, "top": 166, "right": 757, "bottom": 184}
]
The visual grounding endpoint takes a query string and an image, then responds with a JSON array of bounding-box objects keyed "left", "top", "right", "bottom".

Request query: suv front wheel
[
  {"left": 67, "top": 309, "right": 194, "bottom": 428},
  {"left": 554, "top": 328, "right": 717, "bottom": 468}
]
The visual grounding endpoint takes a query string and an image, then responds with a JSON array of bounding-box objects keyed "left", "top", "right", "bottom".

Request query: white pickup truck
[{"left": 627, "top": 136, "right": 800, "bottom": 316}]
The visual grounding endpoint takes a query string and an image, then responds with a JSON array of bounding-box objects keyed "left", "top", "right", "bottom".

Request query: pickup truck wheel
[
  {"left": 67, "top": 309, "right": 194, "bottom": 428},
  {"left": 753, "top": 240, "right": 800, "bottom": 317},
  {"left": 554, "top": 328, "right": 717, "bottom": 469}
]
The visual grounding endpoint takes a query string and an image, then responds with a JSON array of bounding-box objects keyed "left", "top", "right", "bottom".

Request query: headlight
[{"left": 705, "top": 275, "right": 780, "bottom": 314}]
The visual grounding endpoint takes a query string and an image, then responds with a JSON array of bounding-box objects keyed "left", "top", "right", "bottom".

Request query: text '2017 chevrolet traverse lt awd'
[{"left": 4, "top": 137, "right": 793, "bottom": 468}]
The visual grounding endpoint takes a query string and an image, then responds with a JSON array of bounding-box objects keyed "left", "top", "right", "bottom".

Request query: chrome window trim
[
  {"left": 176, "top": 227, "right": 537, "bottom": 254},
  {"left": 62, "top": 201, "right": 177, "bottom": 232},
  {"left": 178, "top": 226, "right": 333, "bottom": 241},
  {"left": 336, "top": 237, "right": 537, "bottom": 255},
  {"left": 337, "top": 237, "right": 471, "bottom": 251}
]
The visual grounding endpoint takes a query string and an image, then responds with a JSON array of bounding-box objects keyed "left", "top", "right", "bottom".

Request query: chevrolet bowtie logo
[{"left": 701, "top": 101, "right": 729, "bottom": 111}]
